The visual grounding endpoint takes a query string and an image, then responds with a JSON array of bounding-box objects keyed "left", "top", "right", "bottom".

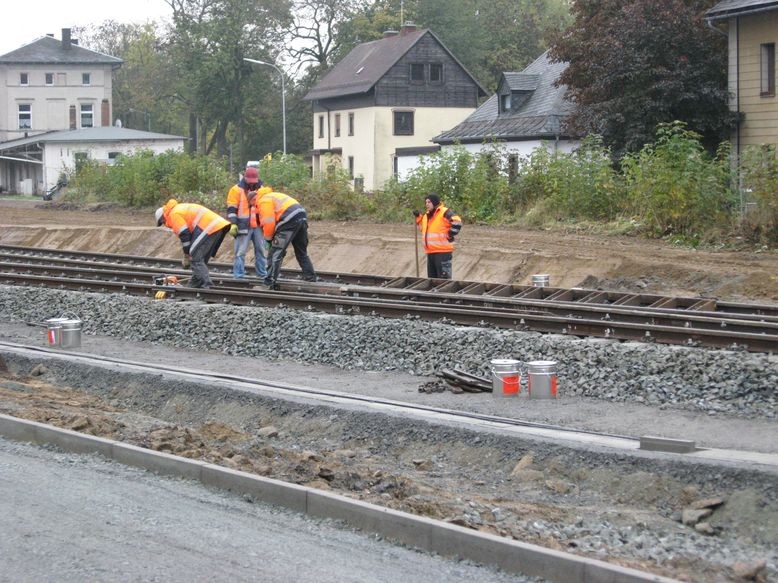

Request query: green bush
[
  {"left": 739, "top": 144, "right": 778, "bottom": 244},
  {"left": 621, "top": 122, "right": 734, "bottom": 238}
]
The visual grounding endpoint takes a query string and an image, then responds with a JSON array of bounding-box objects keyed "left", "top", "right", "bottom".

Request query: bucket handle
[{"left": 58, "top": 312, "right": 81, "bottom": 321}]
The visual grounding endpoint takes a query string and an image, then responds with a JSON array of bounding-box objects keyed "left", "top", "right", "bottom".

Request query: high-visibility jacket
[
  {"left": 226, "top": 179, "right": 259, "bottom": 234},
  {"left": 161, "top": 199, "right": 229, "bottom": 255},
  {"left": 256, "top": 188, "right": 307, "bottom": 240},
  {"left": 416, "top": 204, "right": 462, "bottom": 254}
]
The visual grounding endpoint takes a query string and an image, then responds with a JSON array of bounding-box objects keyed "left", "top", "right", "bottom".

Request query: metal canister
[
  {"left": 531, "top": 274, "right": 550, "bottom": 287},
  {"left": 59, "top": 318, "right": 82, "bottom": 349},
  {"left": 490, "top": 358, "right": 520, "bottom": 397},
  {"left": 45, "top": 317, "right": 68, "bottom": 346},
  {"left": 527, "top": 360, "right": 558, "bottom": 399}
]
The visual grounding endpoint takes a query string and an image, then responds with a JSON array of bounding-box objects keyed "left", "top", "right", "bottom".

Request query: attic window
[
  {"left": 501, "top": 94, "right": 511, "bottom": 112},
  {"left": 429, "top": 63, "right": 443, "bottom": 83},
  {"left": 20, "top": 73, "right": 29, "bottom": 86},
  {"left": 410, "top": 63, "right": 425, "bottom": 84}
]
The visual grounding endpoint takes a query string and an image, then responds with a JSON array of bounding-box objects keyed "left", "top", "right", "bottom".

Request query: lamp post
[{"left": 244, "top": 57, "right": 286, "bottom": 155}]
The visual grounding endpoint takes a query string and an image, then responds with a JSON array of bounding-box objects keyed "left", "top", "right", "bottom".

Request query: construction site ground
[{"left": 1, "top": 198, "right": 776, "bottom": 582}]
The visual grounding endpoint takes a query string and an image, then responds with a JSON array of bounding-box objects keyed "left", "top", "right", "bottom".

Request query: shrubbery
[{"left": 64, "top": 125, "right": 777, "bottom": 246}]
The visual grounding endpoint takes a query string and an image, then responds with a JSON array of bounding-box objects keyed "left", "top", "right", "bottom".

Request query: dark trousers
[
  {"left": 190, "top": 227, "right": 227, "bottom": 288},
  {"left": 426, "top": 252, "right": 452, "bottom": 279},
  {"left": 265, "top": 219, "right": 316, "bottom": 284}
]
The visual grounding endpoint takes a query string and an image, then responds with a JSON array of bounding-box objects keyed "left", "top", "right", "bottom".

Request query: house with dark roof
[
  {"left": 303, "top": 23, "right": 487, "bottom": 191},
  {"left": 411, "top": 51, "right": 578, "bottom": 176},
  {"left": 706, "top": 0, "right": 778, "bottom": 154}
]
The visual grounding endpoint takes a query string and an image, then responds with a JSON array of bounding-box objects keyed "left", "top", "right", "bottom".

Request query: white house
[
  {"left": 396, "top": 51, "right": 580, "bottom": 180},
  {"left": 0, "top": 127, "right": 186, "bottom": 195},
  {"left": 303, "top": 24, "right": 487, "bottom": 192}
]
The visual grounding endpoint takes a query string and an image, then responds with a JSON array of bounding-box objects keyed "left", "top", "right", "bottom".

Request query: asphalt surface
[{"left": 0, "top": 437, "right": 534, "bottom": 583}]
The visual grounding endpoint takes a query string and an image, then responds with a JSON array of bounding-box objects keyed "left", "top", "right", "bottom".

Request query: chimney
[
  {"left": 400, "top": 22, "right": 417, "bottom": 36},
  {"left": 62, "top": 28, "right": 72, "bottom": 50},
  {"left": 383, "top": 30, "right": 398, "bottom": 38}
]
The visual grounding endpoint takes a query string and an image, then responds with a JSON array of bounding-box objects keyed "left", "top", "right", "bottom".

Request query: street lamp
[{"left": 244, "top": 57, "right": 286, "bottom": 155}]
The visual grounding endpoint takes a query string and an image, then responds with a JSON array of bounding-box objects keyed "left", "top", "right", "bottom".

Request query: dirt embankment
[{"left": 1, "top": 199, "right": 777, "bottom": 303}]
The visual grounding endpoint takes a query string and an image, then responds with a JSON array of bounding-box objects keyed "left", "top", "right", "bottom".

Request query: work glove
[
  {"left": 229, "top": 224, "right": 238, "bottom": 237},
  {"left": 264, "top": 239, "right": 273, "bottom": 251},
  {"left": 181, "top": 255, "right": 191, "bottom": 269},
  {"left": 447, "top": 234, "right": 455, "bottom": 242},
  {"left": 412, "top": 209, "right": 420, "bottom": 218}
]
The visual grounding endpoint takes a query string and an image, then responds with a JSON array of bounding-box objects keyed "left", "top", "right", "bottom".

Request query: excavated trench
[{"left": 1, "top": 350, "right": 775, "bottom": 583}]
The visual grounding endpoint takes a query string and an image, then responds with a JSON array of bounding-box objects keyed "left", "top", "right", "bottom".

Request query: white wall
[
  {"left": 41, "top": 138, "right": 184, "bottom": 192},
  {"left": 396, "top": 138, "right": 582, "bottom": 180},
  {"left": 0, "top": 63, "right": 114, "bottom": 142}
]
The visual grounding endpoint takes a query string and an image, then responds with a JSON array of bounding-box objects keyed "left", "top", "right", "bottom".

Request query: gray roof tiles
[
  {"left": 0, "top": 35, "right": 122, "bottom": 65},
  {"left": 434, "top": 51, "right": 574, "bottom": 144},
  {"left": 0, "top": 127, "right": 185, "bottom": 151},
  {"left": 707, "top": 0, "right": 778, "bottom": 19}
]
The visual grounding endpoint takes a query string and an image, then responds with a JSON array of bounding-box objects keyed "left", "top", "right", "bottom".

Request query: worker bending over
[
  {"left": 255, "top": 186, "right": 317, "bottom": 289},
  {"left": 155, "top": 199, "right": 232, "bottom": 289}
]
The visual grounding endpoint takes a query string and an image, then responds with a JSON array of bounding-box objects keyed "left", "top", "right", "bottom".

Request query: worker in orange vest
[
  {"left": 413, "top": 193, "right": 462, "bottom": 279},
  {"left": 155, "top": 199, "right": 232, "bottom": 289},
  {"left": 255, "top": 186, "right": 317, "bottom": 289},
  {"left": 226, "top": 166, "right": 267, "bottom": 279}
]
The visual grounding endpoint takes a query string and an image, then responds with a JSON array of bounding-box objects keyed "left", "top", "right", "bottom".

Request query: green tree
[{"left": 550, "top": 0, "right": 738, "bottom": 158}]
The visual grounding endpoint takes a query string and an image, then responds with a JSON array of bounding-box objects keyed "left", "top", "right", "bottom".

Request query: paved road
[{"left": 0, "top": 437, "right": 532, "bottom": 583}]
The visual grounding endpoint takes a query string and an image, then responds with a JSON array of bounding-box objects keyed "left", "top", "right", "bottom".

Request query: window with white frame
[
  {"left": 20, "top": 72, "right": 29, "bottom": 86},
  {"left": 318, "top": 114, "right": 325, "bottom": 138},
  {"left": 80, "top": 104, "right": 94, "bottom": 128},
  {"left": 18, "top": 104, "right": 32, "bottom": 129},
  {"left": 45, "top": 73, "right": 54, "bottom": 85},
  {"left": 348, "top": 112, "right": 354, "bottom": 136},
  {"left": 82, "top": 72, "right": 91, "bottom": 86},
  {"left": 335, "top": 113, "right": 341, "bottom": 137}
]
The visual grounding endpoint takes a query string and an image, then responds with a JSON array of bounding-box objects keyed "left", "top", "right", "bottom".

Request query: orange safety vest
[
  {"left": 162, "top": 199, "right": 229, "bottom": 254},
  {"left": 226, "top": 183, "right": 259, "bottom": 233},
  {"left": 416, "top": 205, "right": 462, "bottom": 254},
  {"left": 256, "top": 189, "right": 306, "bottom": 240}
]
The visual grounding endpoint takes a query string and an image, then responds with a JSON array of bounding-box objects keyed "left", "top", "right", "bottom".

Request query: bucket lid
[
  {"left": 528, "top": 360, "right": 557, "bottom": 372},
  {"left": 60, "top": 319, "right": 82, "bottom": 328},
  {"left": 491, "top": 358, "right": 519, "bottom": 366},
  {"left": 45, "top": 317, "right": 69, "bottom": 324}
]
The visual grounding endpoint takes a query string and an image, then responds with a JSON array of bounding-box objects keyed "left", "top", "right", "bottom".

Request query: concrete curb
[{"left": 0, "top": 413, "right": 676, "bottom": 583}]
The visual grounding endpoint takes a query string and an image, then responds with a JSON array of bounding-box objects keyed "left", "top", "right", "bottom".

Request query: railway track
[{"left": 1, "top": 244, "right": 777, "bottom": 353}]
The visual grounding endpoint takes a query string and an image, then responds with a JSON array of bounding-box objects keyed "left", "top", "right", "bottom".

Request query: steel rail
[
  {"left": 3, "top": 244, "right": 776, "bottom": 319},
  {"left": 1, "top": 271, "right": 776, "bottom": 352},
  {"left": 2, "top": 260, "right": 778, "bottom": 339}
]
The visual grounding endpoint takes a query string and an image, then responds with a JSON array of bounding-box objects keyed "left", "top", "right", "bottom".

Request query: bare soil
[{"left": 1, "top": 199, "right": 777, "bottom": 303}]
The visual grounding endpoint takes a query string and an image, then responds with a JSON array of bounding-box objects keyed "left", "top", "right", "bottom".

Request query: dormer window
[{"left": 501, "top": 94, "right": 511, "bottom": 112}]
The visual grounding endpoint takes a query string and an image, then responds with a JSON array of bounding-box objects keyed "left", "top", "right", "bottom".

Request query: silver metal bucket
[
  {"left": 531, "top": 274, "right": 550, "bottom": 287},
  {"left": 527, "top": 360, "right": 558, "bottom": 399},
  {"left": 59, "top": 318, "right": 82, "bottom": 349},
  {"left": 44, "top": 313, "right": 81, "bottom": 349},
  {"left": 45, "top": 317, "right": 69, "bottom": 346},
  {"left": 490, "top": 358, "right": 520, "bottom": 397}
]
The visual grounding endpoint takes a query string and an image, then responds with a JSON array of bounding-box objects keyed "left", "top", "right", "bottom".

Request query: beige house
[
  {"left": 707, "top": 0, "right": 778, "bottom": 153},
  {"left": 303, "top": 24, "right": 486, "bottom": 191}
]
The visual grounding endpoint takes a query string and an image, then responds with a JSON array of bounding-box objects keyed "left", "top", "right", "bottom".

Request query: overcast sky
[{"left": 0, "top": 0, "right": 172, "bottom": 55}]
